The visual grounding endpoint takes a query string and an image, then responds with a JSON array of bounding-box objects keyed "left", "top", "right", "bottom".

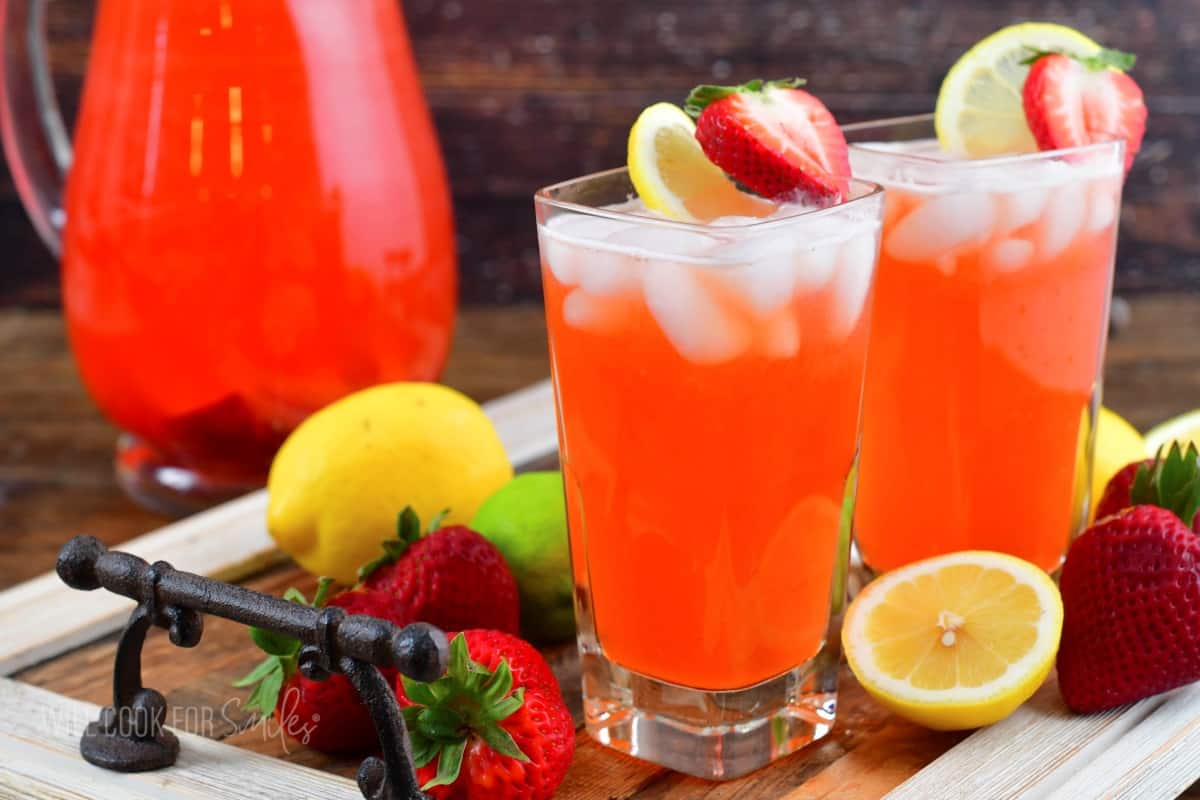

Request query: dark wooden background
[{"left": 2, "top": 0, "right": 1197, "bottom": 306}]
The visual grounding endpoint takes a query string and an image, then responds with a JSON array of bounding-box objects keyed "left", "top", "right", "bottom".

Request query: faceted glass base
[
  {"left": 115, "top": 434, "right": 262, "bottom": 516},
  {"left": 579, "top": 642, "right": 840, "bottom": 780}
]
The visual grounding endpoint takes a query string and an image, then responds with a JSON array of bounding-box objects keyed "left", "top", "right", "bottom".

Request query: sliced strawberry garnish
[
  {"left": 1022, "top": 48, "right": 1147, "bottom": 173},
  {"left": 685, "top": 78, "right": 850, "bottom": 203}
]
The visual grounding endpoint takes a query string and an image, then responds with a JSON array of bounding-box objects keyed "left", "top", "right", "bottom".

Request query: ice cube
[
  {"left": 884, "top": 193, "right": 996, "bottom": 263},
  {"left": 794, "top": 239, "right": 841, "bottom": 290},
  {"left": 549, "top": 213, "right": 634, "bottom": 241},
  {"left": 1088, "top": 183, "right": 1118, "bottom": 232},
  {"left": 714, "top": 236, "right": 799, "bottom": 315},
  {"left": 539, "top": 215, "right": 635, "bottom": 287},
  {"left": 537, "top": 230, "right": 579, "bottom": 285},
  {"left": 607, "top": 224, "right": 718, "bottom": 258},
  {"left": 578, "top": 252, "right": 639, "bottom": 296},
  {"left": 562, "top": 289, "right": 606, "bottom": 331},
  {"left": 642, "top": 261, "right": 749, "bottom": 363},
  {"left": 996, "top": 188, "right": 1050, "bottom": 234},
  {"left": 764, "top": 314, "right": 801, "bottom": 358},
  {"left": 831, "top": 234, "right": 877, "bottom": 336},
  {"left": 1038, "top": 182, "right": 1087, "bottom": 258},
  {"left": 985, "top": 238, "right": 1035, "bottom": 274}
]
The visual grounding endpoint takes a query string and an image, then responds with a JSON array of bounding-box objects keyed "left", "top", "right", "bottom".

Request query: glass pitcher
[{"left": 1, "top": 0, "right": 457, "bottom": 514}]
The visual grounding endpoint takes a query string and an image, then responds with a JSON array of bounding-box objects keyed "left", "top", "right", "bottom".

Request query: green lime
[{"left": 470, "top": 471, "right": 575, "bottom": 643}]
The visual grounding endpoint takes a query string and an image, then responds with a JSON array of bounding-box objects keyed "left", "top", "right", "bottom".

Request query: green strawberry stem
[
  {"left": 684, "top": 77, "right": 806, "bottom": 119},
  {"left": 1021, "top": 46, "right": 1136, "bottom": 72},
  {"left": 1130, "top": 441, "right": 1200, "bottom": 527},
  {"left": 232, "top": 577, "right": 334, "bottom": 715},
  {"left": 402, "top": 633, "right": 530, "bottom": 789},
  {"left": 358, "top": 506, "right": 452, "bottom": 581}
]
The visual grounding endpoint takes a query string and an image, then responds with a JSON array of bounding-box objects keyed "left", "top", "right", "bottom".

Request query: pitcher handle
[{"left": 0, "top": 0, "right": 73, "bottom": 256}]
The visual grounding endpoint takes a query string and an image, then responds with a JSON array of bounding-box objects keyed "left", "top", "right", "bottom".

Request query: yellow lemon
[
  {"left": 1144, "top": 409, "right": 1200, "bottom": 458},
  {"left": 627, "top": 102, "right": 773, "bottom": 221},
  {"left": 843, "top": 550, "right": 1063, "bottom": 731},
  {"left": 1083, "top": 406, "right": 1145, "bottom": 521},
  {"left": 935, "top": 22, "right": 1100, "bottom": 157},
  {"left": 267, "top": 383, "right": 513, "bottom": 584}
]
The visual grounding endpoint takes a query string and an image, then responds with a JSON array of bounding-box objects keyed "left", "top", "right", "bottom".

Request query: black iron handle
[{"left": 56, "top": 535, "right": 449, "bottom": 800}]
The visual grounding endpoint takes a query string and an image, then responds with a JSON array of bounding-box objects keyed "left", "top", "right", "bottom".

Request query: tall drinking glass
[
  {"left": 846, "top": 116, "right": 1124, "bottom": 574},
  {"left": 534, "top": 169, "right": 884, "bottom": 779}
]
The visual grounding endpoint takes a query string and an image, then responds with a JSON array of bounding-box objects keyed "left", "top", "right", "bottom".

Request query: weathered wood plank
[
  {"left": 1047, "top": 684, "right": 1200, "bottom": 800},
  {"left": 0, "top": 491, "right": 281, "bottom": 677},
  {"left": 0, "top": 678, "right": 360, "bottom": 799},
  {"left": 0, "top": 379, "right": 557, "bottom": 677},
  {"left": 885, "top": 677, "right": 1200, "bottom": 800}
]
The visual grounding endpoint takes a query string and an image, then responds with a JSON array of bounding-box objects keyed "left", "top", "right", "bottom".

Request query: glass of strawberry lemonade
[
  {"left": 847, "top": 23, "right": 1144, "bottom": 575},
  {"left": 535, "top": 78, "right": 883, "bottom": 776},
  {"left": 847, "top": 118, "right": 1126, "bottom": 575}
]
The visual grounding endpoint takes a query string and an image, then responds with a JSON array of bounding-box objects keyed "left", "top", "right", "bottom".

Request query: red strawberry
[
  {"left": 1022, "top": 49, "right": 1147, "bottom": 173},
  {"left": 685, "top": 78, "right": 850, "bottom": 203},
  {"left": 234, "top": 579, "right": 401, "bottom": 753},
  {"left": 1058, "top": 506, "right": 1200, "bottom": 712},
  {"left": 396, "top": 631, "right": 574, "bottom": 800},
  {"left": 1057, "top": 443, "right": 1200, "bottom": 712},
  {"left": 358, "top": 507, "right": 520, "bottom": 635},
  {"left": 1093, "top": 459, "right": 1149, "bottom": 520}
]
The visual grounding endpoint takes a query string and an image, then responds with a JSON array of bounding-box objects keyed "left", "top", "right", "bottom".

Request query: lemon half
[
  {"left": 843, "top": 550, "right": 1063, "bottom": 731},
  {"left": 935, "top": 22, "right": 1100, "bottom": 157}
]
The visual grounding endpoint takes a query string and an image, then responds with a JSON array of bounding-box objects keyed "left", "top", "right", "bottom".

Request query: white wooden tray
[{"left": 1, "top": 378, "right": 1198, "bottom": 799}]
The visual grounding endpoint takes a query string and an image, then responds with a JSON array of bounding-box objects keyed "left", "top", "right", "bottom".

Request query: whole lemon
[
  {"left": 471, "top": 472, "right": 575, "bottom": 643},
  {"left": 267, "top": 383, "right": 513, "bottom": 584},
  {"left": 1090, "top": 406, "right": 1145, "bottom": 521}
]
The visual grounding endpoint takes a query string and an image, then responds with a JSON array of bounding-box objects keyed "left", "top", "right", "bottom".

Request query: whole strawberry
[
  {"left": 359, "top": 507, "right": 520, "bottom": 635},
  {"left": 396, "top": 631, "right": 574, "bottom": 800},
  {"left": 234, "top": 579, "right": 400, "bottom": 753},
  {"left": 1058, "top": 443, "right": 1200, "bottom": 713},
  {"left": 685, "top": 78, "right": 849, "bottom": 203}
]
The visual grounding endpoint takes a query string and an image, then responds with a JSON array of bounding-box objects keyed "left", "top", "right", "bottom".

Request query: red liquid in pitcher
[{"left": 61, "top": 0, "right": 456, "bottom": 483}]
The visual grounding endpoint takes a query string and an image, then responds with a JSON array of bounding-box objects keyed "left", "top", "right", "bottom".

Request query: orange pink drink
[
  {"left": 848, "top": 124, "right": 1124, "bottom": 573},
  {"left": 536, "top": 168, "right": 883, "bottom": 778}
]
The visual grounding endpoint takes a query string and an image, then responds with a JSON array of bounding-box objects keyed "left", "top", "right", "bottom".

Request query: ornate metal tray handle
[{"left": 56, "top": 535, "right": 448, "bottom": 800}]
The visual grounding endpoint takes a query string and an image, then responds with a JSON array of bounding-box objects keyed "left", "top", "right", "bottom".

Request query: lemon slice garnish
[
  {"left": 627, "top": 102, "right": 773, "bottom": 222},
  {"left": 843, "top": 550, "right": 1063, "bottom": 731},
  {"left": 935, "top": 22, "right": 1101, "bottom": 157}
]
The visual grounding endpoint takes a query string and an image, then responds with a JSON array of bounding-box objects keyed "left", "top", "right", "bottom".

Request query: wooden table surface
[{"left": 4, "top": 297, "right": 1200, "bottom": 798}]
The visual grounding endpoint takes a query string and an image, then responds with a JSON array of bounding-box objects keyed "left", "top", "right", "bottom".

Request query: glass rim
[
  {"left": 534, "top": 166, "right": 885, "bottom": 233},
  {"left": 843, "top": 112, "right": 1125, "bottom": 168}
]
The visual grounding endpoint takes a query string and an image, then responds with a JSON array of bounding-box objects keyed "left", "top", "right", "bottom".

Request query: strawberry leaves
[
  {"left": 1022, "top": 46, "right": 1136, "bottom": 72},
  {"left": 1131, "top": 442, "right": 1200, "bottom": 528},
  {"left": 233, "top": 577, "right": 334, "bottom": 715},
  {"left": 684, "top": 77, "right": 806, "bottom": 119},
  {"left": 402, "top": 633, "right": 530, "bottom": 790},
  {"left": 358, "top": 506, "right": 452, "bottom": 581}
]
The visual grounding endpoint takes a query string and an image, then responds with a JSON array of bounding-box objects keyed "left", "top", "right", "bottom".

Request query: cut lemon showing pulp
[
  {"left": 627, "top": 102, "right": 773, "bottom": 222},
  {"left": 843, "top": 551, "right": 1063, "bottom": 731},
  {"left": 1144, "top": 409, "right": 1200, "bottom": 458},
  {"left": 935, "top": 22, "right": 1100, "bottom": 157}
]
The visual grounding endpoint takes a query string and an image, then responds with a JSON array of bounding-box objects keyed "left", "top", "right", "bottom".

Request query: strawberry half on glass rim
[
  {"left": 685, "top": 78, "right": 850, "bottom": 204},
  {"left": 1022, "top": 47, "right": 1147, "bottom": 173}
]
